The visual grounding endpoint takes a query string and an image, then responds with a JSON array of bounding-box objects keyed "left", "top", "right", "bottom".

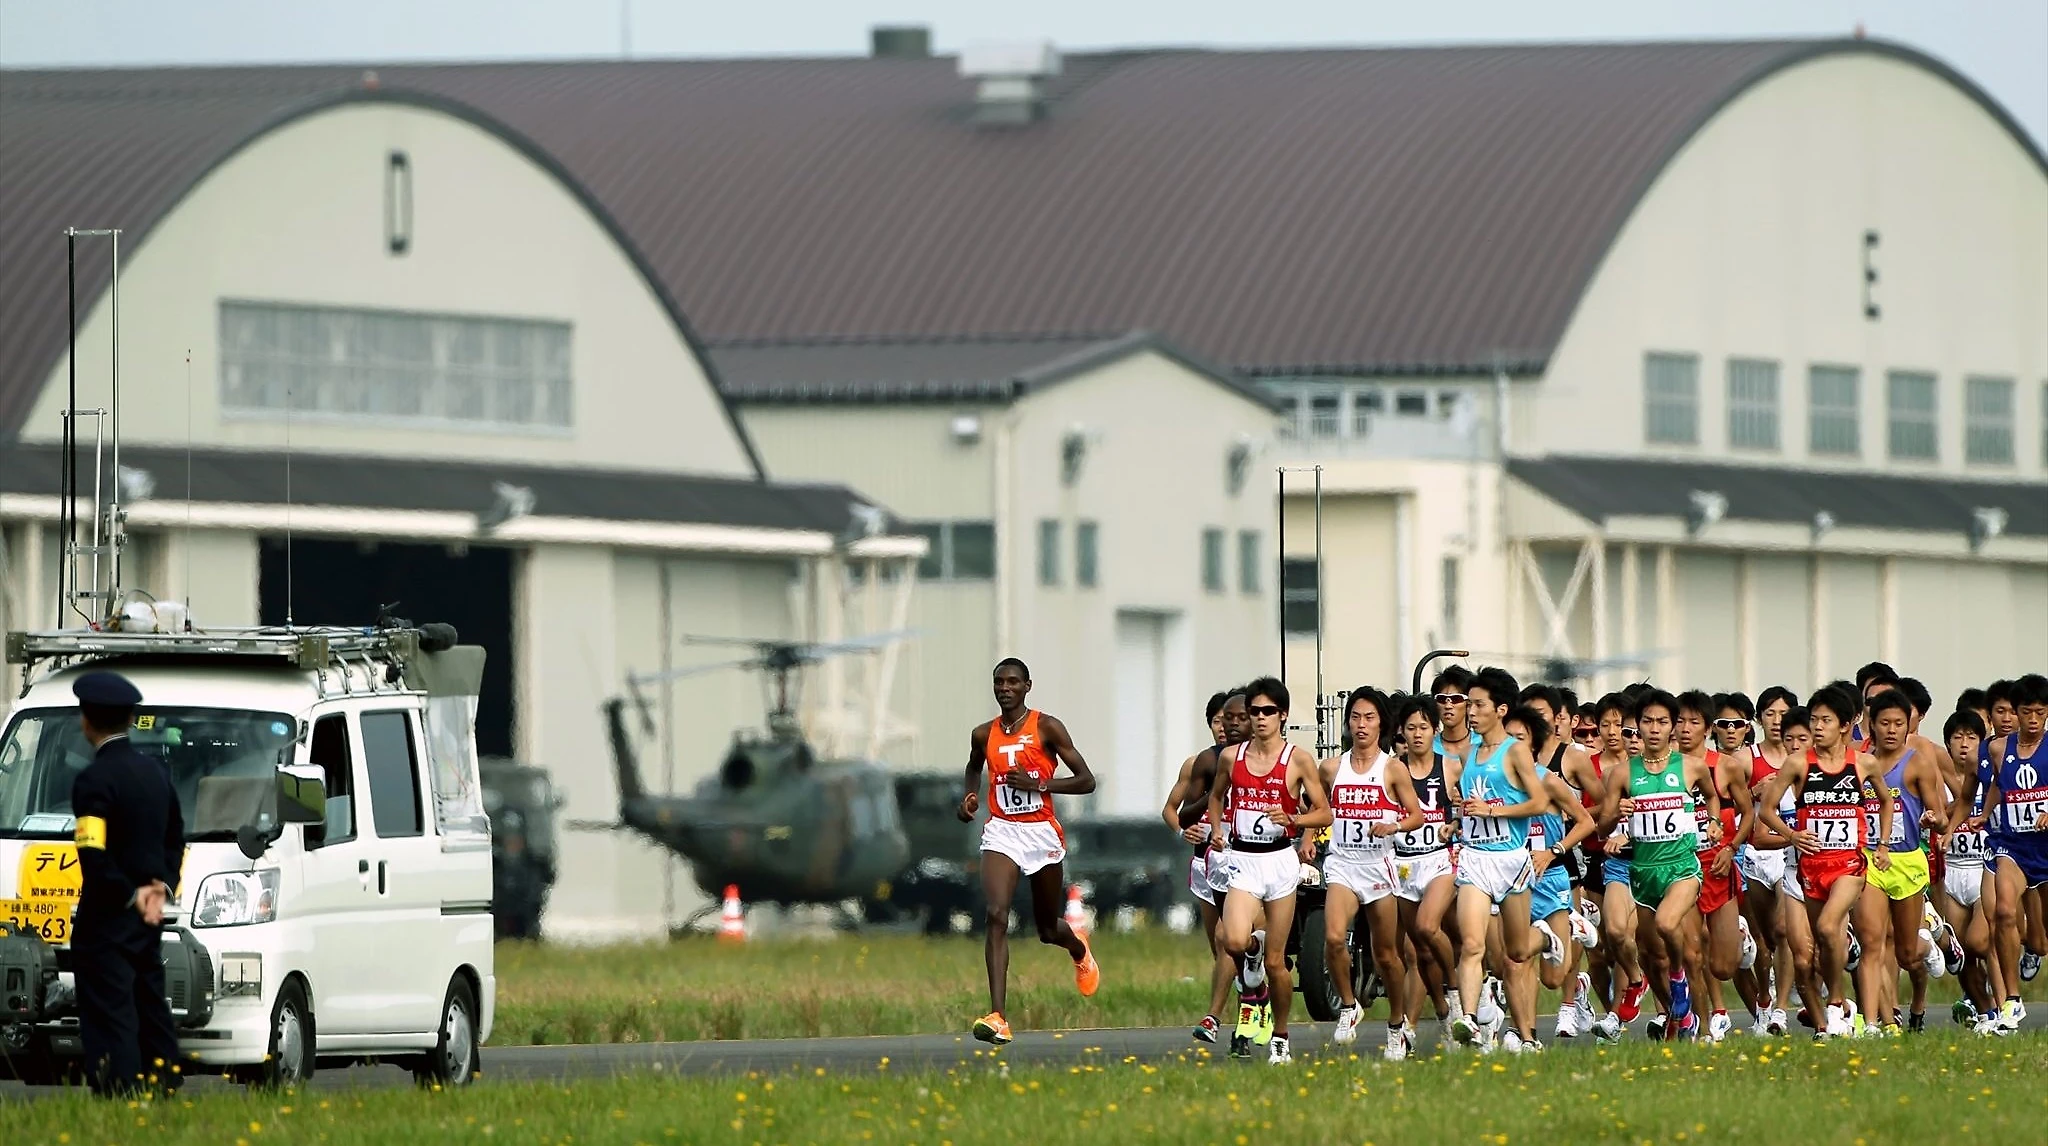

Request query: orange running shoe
[
  {"left": 972, "top": 1012, "right": 1013, "bottom": 1044},
  {"left": 1074, "top": 934, "right": 1101, "bottom": 997}
]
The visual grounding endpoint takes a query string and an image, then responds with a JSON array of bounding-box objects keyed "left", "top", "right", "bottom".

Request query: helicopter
[{"left": 584, "top": 631, "right": 916, "bottom": 927}]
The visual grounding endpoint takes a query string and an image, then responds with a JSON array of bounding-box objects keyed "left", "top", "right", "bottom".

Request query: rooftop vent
[
  {"left": 871, "top": 25, "right": 931, "bottom": 59},
  {"left": 959, "top": 40, "right": 1060, "bottom": 126}
]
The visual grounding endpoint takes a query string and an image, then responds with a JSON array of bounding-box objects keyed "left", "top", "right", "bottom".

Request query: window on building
[
  {"left": 1037, "top": 520, "right": 1061, "bottom": 587},
  {"left": 1281, "top": 558, "right": 1318, "bottom": 636},
  {"left": 1441, "top": 555, "right": 1461, "bottom": 642},
  {"left": 305, "top": 714, "right": 355, "bottom": 847},
  {"left": 1202, "top": 528, "right": 1225, "bottom": 593},
  {"left": 360, "top": 710, "right": 423, "bottom": 838},
  {"left": 1237, "top": 530, "right": 1261, "bottom": 593},
  {"left": 1075, "top": 521, "right": 1099, "bottom": 588},
  {"left": 1309, "top": 393, "right": 1341, "bottom": 438},
  {"left": 1886, "top": 370, "right": 1938, "bottom": 460},
  {"left": 905, "top": 521, "right": 995, "bottom": 581},
  {"left": 1808, "top": 365, "right": 1860, "bottom": 456},
  {"left": 1644, "top": 352, "right": 1699, "bottom": 445},
  {"left": 220, "top": 301, "right": 572, "bottom": 430},
  {"left": 1352, "top": 389, "right": 1384, "bottom": 437},
  {"left": 1727, "top": 358, "right": 1780, "bottom": 450},
  {"left": 1395, "top": 390, "right": 1429, "bottom": 417},
  {"left": 1273, "top": 391, "right": 1301, "bottom": 438},
  {"left": 1964, "top": 376, "right": 2015, "bottom": 466},
  {"left": 1436, "top": 390, "right": 1462, "bottom": 420}
]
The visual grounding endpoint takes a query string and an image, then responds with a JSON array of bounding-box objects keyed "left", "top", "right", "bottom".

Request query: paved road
[{"left": 8, "top": 1008, "right": 2042, "bottom": 1096}]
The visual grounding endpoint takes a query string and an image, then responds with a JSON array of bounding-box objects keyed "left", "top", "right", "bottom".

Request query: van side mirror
[{"left": 277, "top": 766, "right": 327, "bottom": 825}]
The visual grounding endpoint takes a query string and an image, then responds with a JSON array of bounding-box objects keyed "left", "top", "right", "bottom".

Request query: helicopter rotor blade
[{"left": 625, "top": 655, "right": 768, "bottom": 689}]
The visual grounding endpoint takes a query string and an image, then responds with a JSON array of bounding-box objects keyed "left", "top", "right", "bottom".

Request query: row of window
[
  {"left": 903, "top": 520, "right": 1268, "bottom": 595},
  {"left": 1644, "top": 353, "right": 2042, "bottom": 466},
  {"left": 1200, "top": 528, "right": 1262, "bottom": 595},
  {"left": 1268, "top": 383, "right": 1467, "bottom": 439},
  {"left": 1037, "top": 520, "right": 1102, "bottom": 588},
  {"left": 220, "top": 300, "right": 574, "bottom": 430},
  {"left": 1280, "top": 554, "right": 1463, "bottom": 642}
]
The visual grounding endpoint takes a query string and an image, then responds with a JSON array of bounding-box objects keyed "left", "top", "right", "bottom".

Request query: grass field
[
  {"left": 489, "top": 930, "right": 2047, "bottom": 1046},
  {"left": 19, "top": 1032, "right": 2047, "bottom": 1145}
]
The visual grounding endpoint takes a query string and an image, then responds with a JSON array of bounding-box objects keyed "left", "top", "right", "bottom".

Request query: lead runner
[{"left": 959, "top": 658, "right": 1103, "bottom": 1045}]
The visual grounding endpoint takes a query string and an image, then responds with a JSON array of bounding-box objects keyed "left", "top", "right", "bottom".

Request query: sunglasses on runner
[
  {"left": 1713, "top": 718, "right": 1750, "bottom": 730},
  {"left": 1433, "top": 693, "right": 1468, "bottom": 705},
  {"left": 1247, "top": 704, "right": 1283, "bottom": 717},
  {"left": 1622, "top": 727, "right": 1642, "bottom": 739}
]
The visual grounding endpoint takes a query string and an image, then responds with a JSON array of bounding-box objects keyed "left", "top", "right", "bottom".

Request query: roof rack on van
[{"left": 5, "top": 626, "right": 421, "bottom": 673}]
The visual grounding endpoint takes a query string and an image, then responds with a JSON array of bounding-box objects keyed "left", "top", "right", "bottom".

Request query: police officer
[{"left": 68, "top": 669, "right": 185, "bottom": 1097}]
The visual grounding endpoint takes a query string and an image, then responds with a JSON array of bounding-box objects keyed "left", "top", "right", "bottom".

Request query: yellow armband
[{"left": 75, "top": 816, "right": 107, "bottom": 850}]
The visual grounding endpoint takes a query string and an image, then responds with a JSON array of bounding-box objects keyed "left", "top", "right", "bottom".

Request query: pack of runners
[{"left": 1149, "top": 664, "right": 2048, "bottom": 1060}]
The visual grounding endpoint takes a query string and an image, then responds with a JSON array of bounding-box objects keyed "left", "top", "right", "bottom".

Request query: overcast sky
[{"left": 4, "top": 0, "right": 2043, "bottom": 148}]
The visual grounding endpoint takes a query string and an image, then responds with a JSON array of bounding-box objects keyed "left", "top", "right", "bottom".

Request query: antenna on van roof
[{"left": 60, "top": 226, "right": 125, "bottom": 629}]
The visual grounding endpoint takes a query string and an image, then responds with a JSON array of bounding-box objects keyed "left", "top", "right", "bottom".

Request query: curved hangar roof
[{"left": 3, "top": 39, "right": 2041, "bottom": 440}]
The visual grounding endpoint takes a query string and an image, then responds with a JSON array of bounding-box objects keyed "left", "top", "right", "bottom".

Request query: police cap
[{"left": 71, "top": 670, "right": 142, "bottom": 708}]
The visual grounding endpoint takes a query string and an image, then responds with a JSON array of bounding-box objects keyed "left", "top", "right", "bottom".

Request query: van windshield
[{"left": 0, "top": 707, "right": 297, "bottom": 839}]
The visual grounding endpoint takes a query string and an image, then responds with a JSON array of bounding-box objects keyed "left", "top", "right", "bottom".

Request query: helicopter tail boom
[{"left": 602, "top": 697, "right": 647, "bottom": 805}]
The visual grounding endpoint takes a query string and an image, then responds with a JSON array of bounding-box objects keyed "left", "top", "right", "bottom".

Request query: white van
[{"left": 0, "top": 625, "right": 495, "bottom": 1088}]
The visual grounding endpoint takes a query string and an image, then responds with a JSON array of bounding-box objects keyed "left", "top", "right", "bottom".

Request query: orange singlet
[{"left": 986, "top": 709, "right": 1063, "bottom": 832}]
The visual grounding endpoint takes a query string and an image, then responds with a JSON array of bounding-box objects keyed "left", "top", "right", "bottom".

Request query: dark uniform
[{"left": 67, "top": 670, "right": 185, "bottom": 1096}]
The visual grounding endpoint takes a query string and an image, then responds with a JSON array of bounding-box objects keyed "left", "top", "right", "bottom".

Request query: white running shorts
[
  {"left": 1456, "top": 847, "right": 1535, "bottom": 906},
  {"left": 1323, "top": 850, "right": 1398, "bottom": 905},
  {"left": 1220, "top": 847, "right": 1303, "bottom": 903},
  {"left": 1190, "top": 852, "right": 1218, "bottom": 906},
  {"left": 1943, "top": 863, "right": 1985, "bottom": 909},
  {"left": 980, "top": 818, "right": 1067, "bottom": 876},
  {"left": 1394, "top": 850, "right": 1455, "bottom": 902},
  {"left": 1738, "top": 846, "right": 1787, "bottom": 892},
  {"left": 1778, "top": 858, "right": 1805, "bottom": 903}
]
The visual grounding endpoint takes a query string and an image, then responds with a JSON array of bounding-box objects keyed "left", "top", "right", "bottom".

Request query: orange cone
[
  {"left": 1064, "top": 885, "right": 1089, "bottom": 938},
  {"left": 718, "top": 884, "right": 747, "bottom": 943}
]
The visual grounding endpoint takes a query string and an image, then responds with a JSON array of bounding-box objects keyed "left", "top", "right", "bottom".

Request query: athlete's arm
[
  {"left": 1909, "top": 753, "right": 1950, "bottom": 840},
  {"left": 1378, "top": 763, "right": 1427, "bottom": 837},
  {"left": 1862, "top": 756, "right": 1894, "bottom": 870},
  {"left": 1547, "top": 773, "right": 1596, "bottom": 853},
  {"left": 1278, "top": 747, "right": 1334, "bottom": 832},
  {"left": 1207, "top": 749, "right": 1234, "bottom": 852},
  {"left": 1757, "top": 766, "right": 1809, "bottom": 852},
  {"left": 1722, "top": 757, "right": 1756, "bottom": 849},
  {"left": 1566, "top": 746, "right": 1609, "bottom": 824},
  {"left": 1035, "top": 715, "right": 1097, "bottom": 796},
  {"left": 958, "top": 724, "right": 991, "bottom": 822},
  {"left": 1162, "top": 753, "right": 1200, "bottom": 832}
]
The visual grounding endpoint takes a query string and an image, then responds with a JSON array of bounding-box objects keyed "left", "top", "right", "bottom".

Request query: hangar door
[{"left": 259, "top": 538, "right": 516, "bottom": 756}]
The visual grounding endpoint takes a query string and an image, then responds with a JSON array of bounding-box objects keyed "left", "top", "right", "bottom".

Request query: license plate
[{"left": 0, "top": 899, "right": 71, "bottom": 945}]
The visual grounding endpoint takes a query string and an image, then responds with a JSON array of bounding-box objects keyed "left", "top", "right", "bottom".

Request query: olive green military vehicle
[{"left": 480, "top": 759, "right": 563, "bottom": 940}]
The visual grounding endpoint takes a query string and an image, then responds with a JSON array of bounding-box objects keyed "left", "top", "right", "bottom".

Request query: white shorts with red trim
[
  {"left": 980, "top": 817, "right": 1067, "bottom": 876},
  {"left": 1219, "top": 847, "right": 1303, "bottom": 903},
  {"left": 1324, "top": 850, "right": 1398, "bottom": 905}
]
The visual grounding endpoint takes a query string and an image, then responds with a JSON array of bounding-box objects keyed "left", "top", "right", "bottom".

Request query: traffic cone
[
  {"left": 718, "top": 884, "right": 747, "bottom": 943},
  {"left": 1064, "top": 885, "right": 1089, "bottom": 938}
]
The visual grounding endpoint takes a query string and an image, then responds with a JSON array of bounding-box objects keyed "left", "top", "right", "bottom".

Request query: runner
[
  {"left": 1501, "top": 703, "right": 1600, "bottom": 1045},
  {"left": 1755, "top": 705, "right": 1832, "bottom": 1034},
  {"left": 1741, "top": 687, "right": 1799, "bottom": 1034},
  {"left": 1986, "top": 678, "right": 2046, "bottom": 989},
  {"left": 1693, "top": 691, "right": 1763, "bottom": 1041},
  {"left": 1518, "top": 684, "right": 1608, "bottom": 1039},
  {"left": 1980, "top": 673, "right": 2048, "bottom": 1030},
  {"left": 1937, "top": 709, "right": 2004, "bottom": 1033},
  {"left": 1591, "top": 691, "right": 1651, "bottom": 1031},
  {"left": 1390, "top": 695, "right": 1462, "bottom": 1049},
  {"left": 1307, "top": 687, "right": 1426, "bottom": 1059},
  {"left": 1207, "top": 676, "right": 1332, "bottom": 1065},
  {"left": 961, "top": 659, "right": 1101, "bottom": 1045},
  {"left": 1858, "top": 688, "right": 1951, "bottom": 1032},
  {"left": 1758, "top": 686, "right": 1894, "bottom": 1040},
  {"left": 1160, "top": 687, "right": 1250, "bottom": 1044},
  {"left": 1611, "top": 688, "right": 1719, "bottom": 1040},
  {"left": 1447, "top": 667, "right": 1552, "bottom": 1052}
]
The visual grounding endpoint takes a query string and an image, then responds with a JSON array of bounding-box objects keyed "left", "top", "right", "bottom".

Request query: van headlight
[{"left": 192, "top": 869, "right": 280, "bottom": 928}]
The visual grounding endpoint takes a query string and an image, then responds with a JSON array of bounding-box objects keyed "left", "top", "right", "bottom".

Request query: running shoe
[
  {"left": 1845, "top": 933, "right": 1862, "bottom": 972},
  {"left": 1750, "top": 1007, "right": 1770, "bottom": 1038},
  {"left": 1917, "top": 929, "right": 1946, "bottom": 980},
  {"left": 1907, "top": 1011, "right": 1926, "bottom": 1033},
  {"left": 1973, "top": 1013, "right": 2006, "bottom": 1037},
  {"left": 1555, "top": 998, "right": 1583, "bottom": 1040},
  {"left": 1951, "top": 998, "right": 1976, "bottom": 1027},
  {"left": 1235, "top": 992, "right": 1264, "bottom": 1044},
  {"left": 1267, "top": 1034, "right": 1292, "bottom": 1065},
  {"left": 1707, "top": 1009, "right": 1732, "bottom": 1043},
  {"left": 1592, "top": 1011, "right": 1624, "bottom": 1042},
  {"left": 972, "top": 1012, "right": 1014, "bottom": 1045},
  {"left": 1254, "top": 1000, "right": 1275, "bottom": 1046},
  {"left": 1765, "top": 1008, "right": 1788, "bottom": 1037},
  {"left": 1999, "top": 997, "right": 2025, "bottom": 1032},
  {"left": 1570, "top": 908, "right": 1600, "bottom": 949},
  {"left": 1445, "top": 988, "right": 1464, "bottom": 1022},
  {"left": 1193, "top": 1014, "right": 1221, "bottom": 1043},
  {"left": 1501, "top": 1029, "right": 1526, "bottom": 1055},
  {"left": 1383, "top": 1024, "right": 1411, "bottom": 1062},
  {"left": 1476, "top": 976, "right": 1506, "bottom": 1034},
  {"left": 1535, "top": 919, "right": 1566, "bottom": 966},
  {"left": 1240, "top": 929, "right": 1268, "bottom": 990},
  {"left": 1074, "top": 933, "right": 1101, "bottom": 996},
  {"left": 1334, "top": 1003, "right": 1363, "bottom": 1045},
  {"left": 1673, "top": 1012, "right": 1700, "bottom": 1041},
  {"left": 2023, "top": 950, "right": 2042, "bottom": 982},
  {"left": 1615, "top": 977, "right": 1648, "bottom": 1023},
  {"left": 1738, "top": 915, "right": 1758, "bottom": 971},
  {"left": 1668, "top": 969, "right": 1693, "bottom": 1024},
  {"left": 1229, "top": 1032, "right": 1254, "bottom": 1058},
  {"left": 1646, "top": 1013, "right": 1669, "bottom": 1041},
  {"left": 1450, "top": 1012, "right": 1481, "bottom": 1046},
  {"left": 1938, "top": 923, "right": 1965, "bottom": 978}
]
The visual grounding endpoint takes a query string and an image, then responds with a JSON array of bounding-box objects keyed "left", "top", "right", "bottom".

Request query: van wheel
[
  {"left": 236, "top": 979, "right": 314, "bottom": 1088},
  {"left": 414, "top": 977, "right": 480, "bottom": 1089}
]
